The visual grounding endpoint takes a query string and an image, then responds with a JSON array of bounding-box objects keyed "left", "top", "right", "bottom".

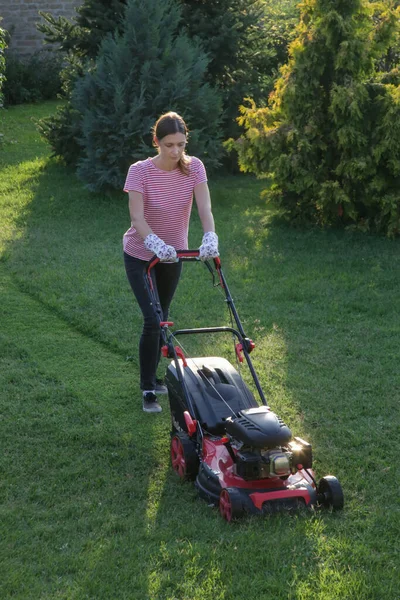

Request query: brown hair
[{"left": 152, "top": 111, "right": 190, "bottom": 175}]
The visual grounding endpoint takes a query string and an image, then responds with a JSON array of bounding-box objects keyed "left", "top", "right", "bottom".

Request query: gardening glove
[
  {"left": 199, "top": 231, "right": 219, "bottom": 261},
  {"left": 144, "top": 233, "right": 177, "bottom": 262}
]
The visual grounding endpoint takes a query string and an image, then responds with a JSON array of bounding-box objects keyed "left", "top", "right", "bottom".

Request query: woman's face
[{"left": 155, "top": 132, "right": 187, "bottom": 164}]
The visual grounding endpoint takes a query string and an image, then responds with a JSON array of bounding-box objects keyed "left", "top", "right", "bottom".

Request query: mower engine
[
  {"left": 236, "top": 447, "right": 292, "bottom": 479},
  {"left": 225, "top": 406, "right": 313, "bottom": 480}
]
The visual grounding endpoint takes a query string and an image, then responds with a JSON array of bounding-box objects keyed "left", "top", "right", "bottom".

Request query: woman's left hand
[{"left": 199, "top": 231, "right": 219, "bottom": 261}]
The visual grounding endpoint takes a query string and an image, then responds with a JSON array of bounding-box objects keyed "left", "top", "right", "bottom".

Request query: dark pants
[{"left": 124, "top": 252, "right": 182, "bottom": 391}]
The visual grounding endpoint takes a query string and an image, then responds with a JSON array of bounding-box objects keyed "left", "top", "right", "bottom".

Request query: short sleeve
[
  {"left": 192, "top": 158, "right": 207, "bottom": 187},
  {"left": 123, "top": 162, "right": 145, "bottom": 193}
]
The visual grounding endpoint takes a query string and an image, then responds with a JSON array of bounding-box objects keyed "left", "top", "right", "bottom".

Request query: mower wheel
[
  {"left": 317, "top": 476, "right": 344, "bottom": 510},
  {"left": 170, "top": 433, "right": 199, "bottom": 481},
  {"left": 219, "top": 488, "right": 245, "bottom": 522}
]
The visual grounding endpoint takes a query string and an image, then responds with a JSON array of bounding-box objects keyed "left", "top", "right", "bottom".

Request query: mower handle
[
  {"left": 146, "top": 250, "right": 221, "bottom": 273},
  {"left": 144, "top": 250, "right": 268, "bottom": 406}
]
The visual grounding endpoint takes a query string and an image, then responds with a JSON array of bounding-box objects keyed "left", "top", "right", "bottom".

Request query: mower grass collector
[{"left": 145, "top": 251, "right": 344, "bottom": 522}]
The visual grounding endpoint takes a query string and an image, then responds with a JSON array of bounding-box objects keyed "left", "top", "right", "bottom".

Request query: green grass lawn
[{"left": 0, "top": 101, "right": 399, "bottom": 600}]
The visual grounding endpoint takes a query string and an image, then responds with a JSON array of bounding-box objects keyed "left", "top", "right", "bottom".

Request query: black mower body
[{"left": 166, "top": 356, "right": 257, "bottom": 435}]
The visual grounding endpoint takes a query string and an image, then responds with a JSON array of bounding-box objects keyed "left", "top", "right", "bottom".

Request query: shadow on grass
[{"left": 2, "top": 128, "right": 399, "bottom": 597}]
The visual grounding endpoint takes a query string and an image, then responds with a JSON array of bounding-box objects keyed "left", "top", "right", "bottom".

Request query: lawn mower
[{"left": 144, "top": 251, "right": 344, "bottom": 521}]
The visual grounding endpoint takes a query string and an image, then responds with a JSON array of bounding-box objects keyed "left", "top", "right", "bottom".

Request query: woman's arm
[
  {"left": 127, "top": 191, "right": 177, "bottom": 261},
  {"left": 194, "top": 182, "right": 215, "bottom": 233},
  {"left": 128, "top": 191, "right": 152, "bottom": 239},
  {"left": 195, "top": 182, "right": 219, "bottom": 259}
]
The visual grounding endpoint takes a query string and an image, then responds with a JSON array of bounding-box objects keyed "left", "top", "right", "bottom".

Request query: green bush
[
  {"left": 235, "top": 0, "right": 400, "bottom": 237},
  {"left": 39, "top": 0, "right": 299, "bottom": 141},
  {"left": 178, "top": 0, "right": 289, "bottom": 140},
  {"left": 3, "top": 49, "right": 63, "bottom": 106},
  {"left": 68, "top": 0, "right": 223, "bottom": 191},
  {"left": 37, "top": 0, "right": 142, "bottom": 168},
  {"left": 38, "top": 103, "right": 82, "bottom": 166},
  {"left": 38, "top": 0, "right": 127, "bottom": 59},
  {"left": 37, "top": 0, "right": 301, "bottom": 172}
]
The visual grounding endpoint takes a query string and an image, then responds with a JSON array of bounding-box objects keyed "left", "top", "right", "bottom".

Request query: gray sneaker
[
  {"left": 142, "top": 392, "right": 162, "bottom": 413},
  {"left": 155, "top": 379, "right": 168, "bottom": 395}
]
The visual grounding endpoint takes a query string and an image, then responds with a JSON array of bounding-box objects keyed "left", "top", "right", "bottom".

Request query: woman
[{"left": 123, "top": 111, "right": 219, "bottom": 413}]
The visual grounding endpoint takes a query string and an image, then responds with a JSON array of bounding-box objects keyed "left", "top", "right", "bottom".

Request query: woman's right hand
[
  {"left": 199, "top": 231, "right": 219, "bottom": 261},
  {"left": 144, "top": 233, "right": 177, "bottom": 262}
]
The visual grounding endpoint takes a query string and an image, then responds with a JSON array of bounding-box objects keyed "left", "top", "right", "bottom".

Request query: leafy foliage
[
  {"left": 236, "top": 0, "right": 400, "bottom": 237},
  {"left": 38, "top": 0, "right": 301, "bottom": 168},
  {"left": 262, "top": 0, "right": 301, "bottom": 69},
  {"left": 69, "top": 0, "right": 222, "bottom": 191},
  {"left": 38, "top": 103, "right": 82, "bottom": 166},
  {"left": 3, "top": 50, "right": 63, "bottom": 106},
  {"left": 39, "top": 0, "right": 299, "bottom": 139},
  {"left": 373, "top": 0, "right": 400, "bottom": 72},
  {"left": 178, "top": 0, "right": 299, "bottom": 139},
  {"left": 37, "top": 0, "right": 128, "bottom": 164},
  {"left": 38, "top": 0, "right": 126, "bottom": 59}
]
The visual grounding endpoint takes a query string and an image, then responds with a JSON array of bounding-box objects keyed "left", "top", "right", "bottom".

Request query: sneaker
[
  {"left": 142, "top": 392, "right": 162, "bottom": 413},
  {"left": 155, "top": 378, "right": 168, "bottom": 395}
]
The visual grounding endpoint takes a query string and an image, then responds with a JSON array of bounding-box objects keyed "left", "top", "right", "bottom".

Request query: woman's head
[
  {"left": 152, "top": 112, "right": 190, "bottom": 174},
  {"left": 153, "top": 111, "right": 188, "bottom": 140}
]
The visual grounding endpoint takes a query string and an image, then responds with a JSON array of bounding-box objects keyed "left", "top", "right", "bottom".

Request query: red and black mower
[{"left": 145, "top": 251, "right": 344, "bottom": 522}]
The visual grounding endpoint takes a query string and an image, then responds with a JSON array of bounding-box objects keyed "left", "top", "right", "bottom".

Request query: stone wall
[{"left": 0, "top": 0, "right": 82, "bottom": 55}]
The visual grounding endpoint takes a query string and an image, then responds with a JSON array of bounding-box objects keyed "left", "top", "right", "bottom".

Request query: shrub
[
  {"left": 178, "top": 0, "right": 300, "bottom": 140},
  {"left": 3, "top": 49, "right": 63, "bottom": 106},
  {"left": 235, "top": 0, "right": 400, "bottom": 237},
  {"left": 38, "top": 0, "right": 301, "bottom": 165},
  {"left": 37, "top": 0, "right": 136, "bottom": 167},
  {"left": 69, "top": 0, "right": 223, "bottom": 191},
  {"left": 38, "top": 0, "right": 127, "bottom": 59},
  {"left": 38, "top": 103, "right": 82, "bottom": 166}
]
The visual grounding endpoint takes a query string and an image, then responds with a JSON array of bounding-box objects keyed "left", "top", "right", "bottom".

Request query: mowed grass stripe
[
  {"left": 0, "top": 265, "right": 134, "bottom": 404},
  {"left": 0, "top": 265, "right": 184, "bottom": 599}
]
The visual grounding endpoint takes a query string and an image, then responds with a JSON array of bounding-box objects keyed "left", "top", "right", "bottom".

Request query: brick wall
[{"left": 0, "top": 0, "right": 82, "bottom": 55}]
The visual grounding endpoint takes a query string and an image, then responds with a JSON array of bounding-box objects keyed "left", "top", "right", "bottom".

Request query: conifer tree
[
  {"left": 236, "top": 0, "right": 400, "bottom": 236},
  {"left": 178, "top": 0, "right": 289, "bottom": 138},
  {"left": 38, "top": 0, "right": 300, "bottom": 166},
  {"left": 39, "top": 0, "right": 299, "bottom": 144},
  {"left": 38, "top": 0, "right": 126, "bottom": 58},
  {"left": 71, "top": 0, "right": 222, "bottom": 191},
  {"left": 374, "top": 0, "right": 400, "bottom": 72},
  {"left": 37, "top": 0, "right": 128, "bottom": 166}
]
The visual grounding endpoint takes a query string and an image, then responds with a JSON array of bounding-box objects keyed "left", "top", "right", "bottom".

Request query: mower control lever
[
  {"left": 161, "top": 344, "right": 188, "bottom": 367},
  {"left": 235, "top": 338, "right": 256, "bottom": 362}
]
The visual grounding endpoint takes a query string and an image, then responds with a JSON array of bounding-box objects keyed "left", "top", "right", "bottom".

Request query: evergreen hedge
[
  {"left": 235, "top": 0, "right": 400, "bottom": 237},
  {"left": 67, "top": 0, "right": 222, "bottom": 191},
  {"left": 37, "top": 1, "right": 127, "bottom": 168},
  {"left": 178, "top": 0, "right": 292, "bottom": 139},
  {"left": 3, "top": 50, "right": 63, "bottom": 106},
  {"left": 38, "top": 0, "right": 301, "bottom": 168},
  {"left": 38, "top": 0, "right": 126, "bottom": 59}
]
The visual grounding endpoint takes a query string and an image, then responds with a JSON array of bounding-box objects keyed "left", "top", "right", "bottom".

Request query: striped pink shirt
[{"left": 123, "top": 156, "right": 207, "bottom": 260}]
